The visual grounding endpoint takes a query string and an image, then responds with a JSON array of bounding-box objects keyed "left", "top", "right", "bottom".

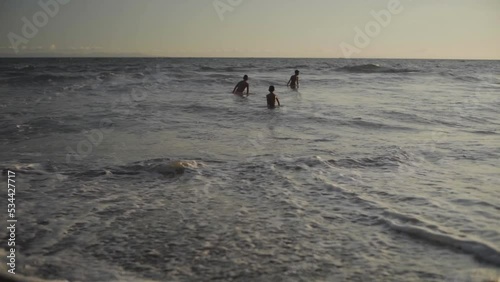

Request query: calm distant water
[{"left": 0, "top": 58, "right": 499, "bottom": 282}]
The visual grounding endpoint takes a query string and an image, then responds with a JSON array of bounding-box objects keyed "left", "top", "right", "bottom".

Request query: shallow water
[{"left": 0, "top": 58, "right": 499, "bottom": 281}]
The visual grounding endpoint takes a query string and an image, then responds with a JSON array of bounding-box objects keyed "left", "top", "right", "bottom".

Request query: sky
[{"left": 0, "top": 0, "right": 499, "bottom": 59}]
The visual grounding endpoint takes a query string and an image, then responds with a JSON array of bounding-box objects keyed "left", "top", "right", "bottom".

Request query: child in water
[
  {"left": 287, "top": 70, "right": 300, "bottom": 89},
  {"left": 233, "top": 75, "right": 250, "bottom": 96},
  {"left": 266, "top": 86, "right": 280, "bottom": 109}
]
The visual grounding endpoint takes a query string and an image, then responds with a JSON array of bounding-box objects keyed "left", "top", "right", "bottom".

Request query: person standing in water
[
  {"left": 266, "top": 86, "right": 280, "bottom": 109},
  {"left": 233, "top": 75, "right": 250, "bottom": 96},
  {"left": 287, "top": 70, "right": 300, "bottom": 90}
]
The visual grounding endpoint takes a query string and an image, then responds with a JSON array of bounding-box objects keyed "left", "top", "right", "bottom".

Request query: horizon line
[{"left": 0, "top": 56, "right": 499, "bottom": 61}]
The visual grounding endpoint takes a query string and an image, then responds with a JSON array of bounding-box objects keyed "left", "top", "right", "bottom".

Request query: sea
[{"left": 0, "top": 58, "right": 499, "bottom": 282}]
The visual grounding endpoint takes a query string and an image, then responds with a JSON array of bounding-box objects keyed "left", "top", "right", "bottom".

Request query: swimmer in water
[
  {"left": 287, "top": 70, "right": 300, "bottom": 90},
  {"left": 266, "top": 86, "right": 280, "bottom": 109},
  {"left": 233, "top": 75, "right": 250, "bottom": 96}
]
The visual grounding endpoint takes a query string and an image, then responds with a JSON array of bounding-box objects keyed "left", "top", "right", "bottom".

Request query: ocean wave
[
  {"left": 119, "top": 158, "right": 203, "bottom": 176},
  {"left": 381, "top": 218, "right": 500, "bottom": 267},
  {"left": 0, "top": 123, "right": 19, "bottom": 136},
  {"left": 199, "top": 66, "right": 216, "bottom": 71},
  {"left": 2, "top": 71, "right": 31, "bottom": 77},
  {"left": 96, "top": 72, "right": 116, "bottom": 80},
  {"left": 305, "top": 114, "right": 415, "bottom": 130},
  {"left": 329, "top": 151, "right": 413, "bottom": 169},
  {"left": 348, "top": 119, "right": 414, "bottom": 130},
  {"left": 196, "top": 66, "right": 248, "bottom": 73},
  {"left": 2, "top": 159, "right": 204, "bottom": 180},
  {"left": 13, "top": 64, "right": 36, "bottom": 71},
  {"left": 72, "top": 159, "right": 204, "bottom": 179},
  {"left": 178, "top": 103, "right": 229, "bottom": 114},
  {"left": 273, "top": 152, "right": 414, "bottom": 171},
  {"left": 1, "top": 73, "right": 91, "bottom": 85},
  {"left": 469, "top": 130, "right": 499, "bottom": 135},
  {"left": 0, "top": 116, "right": 84, "bottom": 137},
  {"left": 266, "top": 65, "right": 314, "bottom": 72},
  {"left": 282, "top": 64, "right": 309, "bottom": 69},
  {"left": 132, "top": 72, "right": 145, "bottom": 79},
  {"left": 34, "top": 74, "right": 79, "bottom": 82},
  {"left": 1, "top": 162, "right": 59, "bottom": 176},
  {"left": 451, "top": 198, "right": 500, "bottom": 210},
  {"left": 337, "top": 64, "right": 420, "bottom": 74},
  {"left": 440, "top": 72, "right": 483, "bottom": 83},
  {"left": 379, "top": 110, "right": 433, "bottom": 125},
  {"left": 314, "top": 180, "right": 500, "bottom": 267},
  {"left": 204, "top": 73, "right": 234, "bottom": 79}
]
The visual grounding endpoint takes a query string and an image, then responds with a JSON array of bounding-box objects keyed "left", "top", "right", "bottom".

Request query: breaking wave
[{"left": 337, "top": 64, "right": 420, "bottom": 74}]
